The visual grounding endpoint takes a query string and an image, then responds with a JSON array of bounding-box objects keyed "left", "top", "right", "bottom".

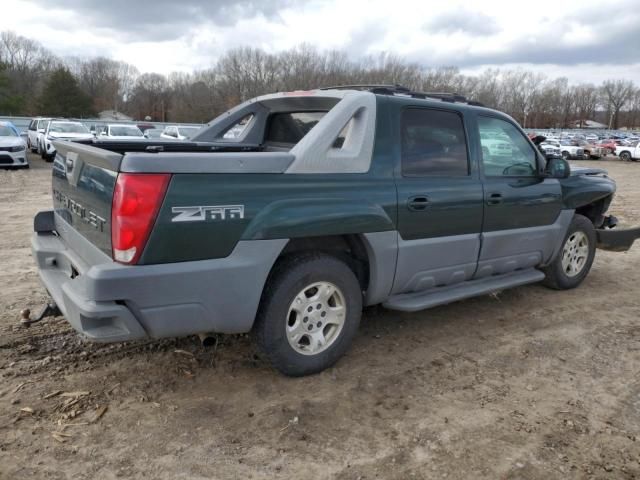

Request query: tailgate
[{"left": 51, "top": 140, "right": 121, "bottom": 257}]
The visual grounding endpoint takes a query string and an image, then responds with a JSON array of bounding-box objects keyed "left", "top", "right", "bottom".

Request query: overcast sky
[{"left": 3, "top": 0, "right": 640, "bottom": 84}]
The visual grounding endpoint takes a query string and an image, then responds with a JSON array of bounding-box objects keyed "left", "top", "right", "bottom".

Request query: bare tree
[
  {"left": 2, "top": 28, "right": 640, "bottom": 129},
  {"left": 573, "top": 84, "right": 599, "bottom": 128},
  {"left": 128, "top": 73, "right": 169, "bottom": 121},
  {"left": 0, "top": 31, "right": 59, "bottom": 113},
  {"left": 601, "top": 79, "right": 635, "bottom": 129}
]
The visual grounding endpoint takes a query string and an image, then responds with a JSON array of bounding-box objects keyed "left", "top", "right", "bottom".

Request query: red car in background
[{"left": 596, "top": 139, "right": 617, "bottom": 154}]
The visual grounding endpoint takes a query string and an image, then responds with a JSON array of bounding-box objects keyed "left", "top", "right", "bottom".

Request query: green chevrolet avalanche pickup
[{"left": 30, "top": 85, "right": 640, "bottom": 376}]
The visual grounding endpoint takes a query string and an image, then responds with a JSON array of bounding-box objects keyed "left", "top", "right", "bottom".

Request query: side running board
[{"left": 383, "top": 269, "right": 545, "bottom": 312}]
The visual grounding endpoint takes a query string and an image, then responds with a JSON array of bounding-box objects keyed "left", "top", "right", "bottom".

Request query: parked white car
[
  {"left": 27, "top": 117, "right": 51, "bottom": 153},
  {"left": 616, "top": 141, "right": 640, "bottom": 161},
  {"left": 479, "top": 131, "right": 512, "bottom": 157},
  {"left": 160, "top": 125, "right": 201, "bottom": 140},
  {"left": 559, "top": 140, "right": 584, "bottom": 160},
  {"left": 0, "top": 121, "right": 28, "bottom": 168},
  {"left": 539, "top": 142, "right": 562, "bottom": 159},
  {"left": 143, "top": 128, "right": 163, "bottom": 139},
  {"left": 98, "top": 124, "right": 145, "bottom": 140},
  {"left": 41, "top": 120, "right": 94, "bottom": 161}
]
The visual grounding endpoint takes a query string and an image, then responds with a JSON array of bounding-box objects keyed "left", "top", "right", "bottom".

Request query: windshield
[
  {"left": 177, "top": 127, "right": 200, "bottom": 138},
  {"left": 49, "top": 122, "right": 89, "bottom": 134},
  {"left": 110, "top": 126, "right": 143, "bottom": 137},
  {"left": 0, "top": 126, "right": 18, "bottom": 137}
]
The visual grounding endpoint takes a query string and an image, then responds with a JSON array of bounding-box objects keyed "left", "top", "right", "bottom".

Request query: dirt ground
[{"left": 0, "top": 153, "right": 639, "bottom": 480}]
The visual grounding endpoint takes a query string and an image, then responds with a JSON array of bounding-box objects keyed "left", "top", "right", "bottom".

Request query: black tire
[
  {"left": 542, "top": 214, "right": 596, "bottom": 290},
  {"left": 619, "top": 151, "right": 631, "bottom": 161},
  {"left": 254, "top": 253, "right": 362, "bottom": 376},
  {"left": 561, "top": 151, "right": 570, "bottom": 160}
]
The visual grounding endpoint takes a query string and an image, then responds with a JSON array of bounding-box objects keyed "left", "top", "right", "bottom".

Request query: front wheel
[
  {"left": 619, "top": 151, "right": 631, "bottom": 161},
  {"left": 562, "top": 151, "right": 570, "bottom": 160},
  {"left": 254, "top": 253, "right": 362, "bottom": 376},
  {"left": 542, "top": 214, "right": 596, "bottom": 290}
]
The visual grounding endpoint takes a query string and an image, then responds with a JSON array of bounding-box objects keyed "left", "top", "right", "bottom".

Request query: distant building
[
  {"left": 573, "top": 119, "right": 607, "bottom": 129},
  {"left": 98, "top": 110, "right": 133, "bottom": 121}
]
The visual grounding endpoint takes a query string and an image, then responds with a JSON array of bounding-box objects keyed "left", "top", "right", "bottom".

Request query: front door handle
[
  {"left": 487, "top": 193, "right": 503, "bottom": 206},
  {"left": 407, "top": 196, "right": 430, "bottom": 211}
]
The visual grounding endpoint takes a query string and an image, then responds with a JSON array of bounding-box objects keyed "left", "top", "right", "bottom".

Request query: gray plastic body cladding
[
  {"left": 193, "top": 90, "right": 348, "bottom": 144},
  {"left": 475, "top": 209, "right": 574, "bottom": 277},
  {"left": 392, "top": 234, "right": 480, "bottom": 294},
  {"left": 32, "top": 232, "right": 144, "bottom": 342},
  {"left": 120, "top": 152, "right": 294, "bottom": 174},
  {"left": 362, "top": 231, "right": 399, "bottom": 305},
  {"left": 287, "top": 92, "right": 376, "bottom": 173},
  {"left": 32, "top": 223, "right": 288, "bottom": 341}
]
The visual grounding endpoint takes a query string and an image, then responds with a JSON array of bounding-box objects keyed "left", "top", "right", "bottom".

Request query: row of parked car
[
  {"left": 527, "top": 129, "right": 640, "bottom": 162},
  {"left": 24, "top": 117, "right": 204, "bottom": 162},
  {"left": 3, "top": 116, "right": 640, "bottom": 169}
]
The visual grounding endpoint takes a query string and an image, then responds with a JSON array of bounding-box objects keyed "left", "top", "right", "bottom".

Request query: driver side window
[{"left": 478, "top": 116, "right": 538, "bottom": 177}]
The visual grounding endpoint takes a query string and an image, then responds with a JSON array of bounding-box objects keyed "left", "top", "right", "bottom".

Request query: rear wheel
[
  {"left": 619, "top": 151, "right": 631, "bottom": 161},
  {"left": 562, "top": 151, "right": 570, "bottom": 160},
  {"left": 542, "top": 214, "right": 596, "bottom": 290},
  {"left": 254, "top": 253, "right": 362, "bottom": 376}
]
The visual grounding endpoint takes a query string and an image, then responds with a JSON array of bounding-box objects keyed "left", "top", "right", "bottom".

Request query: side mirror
[{"left": 545, "top": 157, "right": 570, "bottom": 179}]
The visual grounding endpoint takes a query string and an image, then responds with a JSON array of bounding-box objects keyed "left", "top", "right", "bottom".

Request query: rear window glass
[
  {"left": 222, "top": 114, "right": 253, "bottom": 139},
  {"left": 265, "top": 111, "right": 327, "bottom": 144}
]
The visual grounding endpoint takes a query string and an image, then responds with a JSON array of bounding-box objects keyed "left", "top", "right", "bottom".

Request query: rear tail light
[{"left": 111, "top": 173, "right": 170, "bottom": 264}]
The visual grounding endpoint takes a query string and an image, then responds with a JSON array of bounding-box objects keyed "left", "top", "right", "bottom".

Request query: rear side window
[
  {"left": 265, "top": 111, "right": 326, "bottom": 145},
  {"left": 401, "top": 108, "right": 469, "bottom": 176}
]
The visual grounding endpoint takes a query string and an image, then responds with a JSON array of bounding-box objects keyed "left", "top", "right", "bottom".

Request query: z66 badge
[{"left": 171, "top": 205, "right": 245, "bottom": 222}]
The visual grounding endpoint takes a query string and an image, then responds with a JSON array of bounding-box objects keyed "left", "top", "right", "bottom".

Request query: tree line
[{"left": 1, "top": 30, "right": 639, "bottom": 129}]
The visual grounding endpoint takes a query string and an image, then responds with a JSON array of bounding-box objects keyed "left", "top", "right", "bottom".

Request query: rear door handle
[
  {"left": 407, "top": 196, "right": 430, "bottom": 211},
  {"left": 487, "top": 193, "right": 503, "bottom": 206}
]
